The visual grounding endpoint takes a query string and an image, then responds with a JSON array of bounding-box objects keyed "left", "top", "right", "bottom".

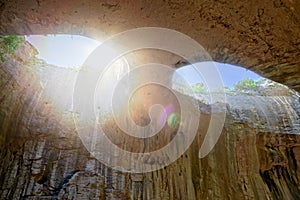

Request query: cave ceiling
[{"left": 0, "top": 0, "right": 299, "bottom": 91}]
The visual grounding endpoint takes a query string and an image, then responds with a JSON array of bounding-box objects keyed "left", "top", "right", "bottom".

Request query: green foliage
[
  {"left": 174, "top": 87, "right": 186, "bottom": 94},
  {"left": 191, "top": 83, "right": 208, "bottom": 94},
  {"left": 0, "top": 35, "right": 25, "bottom": 61},
  {"left": 213, "top": 86, "right": 230, "bottom": 93},
  {"left": 173, "top": 78, "right": 262, "bottom": 96},
  {"left": 233, "top": 78, "right": 258, "bottom": 92}
]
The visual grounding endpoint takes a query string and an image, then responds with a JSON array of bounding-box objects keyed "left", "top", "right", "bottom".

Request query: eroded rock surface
[{"left": 0, "top": 42, "right": 299, "bottom": 199}]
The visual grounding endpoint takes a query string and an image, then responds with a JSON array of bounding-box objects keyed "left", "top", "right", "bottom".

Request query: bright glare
[
  {"left": 25, "top": 35, "right": 101, "bottom": 68},
  {"left": 25, "top": 34, "right": 260, "bottom": 88}
]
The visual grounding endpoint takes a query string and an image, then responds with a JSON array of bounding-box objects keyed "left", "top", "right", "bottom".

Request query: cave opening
[
  {"left": 172, "top": 61, "right": 299, "bottom": 101},
  {"left": 1, "top": 34, "right": 298, "bottom": 128},
  {"left": 25, "top": 34, "right": 101, "bottom": 68},
  {"left": 1, "top": 34, "right": 298, "bottom": 129}
]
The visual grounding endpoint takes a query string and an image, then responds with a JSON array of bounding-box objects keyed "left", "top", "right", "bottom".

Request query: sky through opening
[{"left": 25, "top": 34, "right": 261, "bottom": 88}]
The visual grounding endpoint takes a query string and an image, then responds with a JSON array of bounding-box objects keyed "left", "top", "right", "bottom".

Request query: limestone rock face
[
  {"left": 0, "top": 0, "right": 299, "bottom": 91},
  {"left": 0, "top": 43, "right": 299, "bottom": 199}
]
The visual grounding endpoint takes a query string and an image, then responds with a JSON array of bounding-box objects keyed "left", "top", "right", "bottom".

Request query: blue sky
[
  {"left": 26, "top": 35, "right": 101, "bottom": 67},
  {"left": 25, "top": 34, "right": 261, "bottom": 88},
  {"left": 175, "top": 63, "right": 260, "bottom": 88}
]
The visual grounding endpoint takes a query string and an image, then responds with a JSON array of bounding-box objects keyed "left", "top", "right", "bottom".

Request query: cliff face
[{"left": 0, "top": 43, "right": 300, "bottom": 200}]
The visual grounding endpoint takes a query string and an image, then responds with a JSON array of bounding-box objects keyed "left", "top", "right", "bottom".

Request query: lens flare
[
  {"left": 73, "top": 27, "right": 226, "bottom": 173},
  {"left": 157, "top": 104, "right": 180, "bottom": 128},
  {"left": 167, "top": 113, "right": 181, "bottom": 128}
]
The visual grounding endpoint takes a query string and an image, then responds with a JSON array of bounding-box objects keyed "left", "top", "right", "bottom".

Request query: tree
[
  {"left": 0, "top": 35, "right": 25, "bottom": 61},
  {"left": 191, "top": 83, "right": 208, "bottom": 94},
  {"left": 233, "top": 78, "right": 258, "bottom": 92}
]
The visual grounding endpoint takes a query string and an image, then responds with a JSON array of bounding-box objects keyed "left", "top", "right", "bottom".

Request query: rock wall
[{"left": 0, "top": 42, "right": 299, "bottom": 199}]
